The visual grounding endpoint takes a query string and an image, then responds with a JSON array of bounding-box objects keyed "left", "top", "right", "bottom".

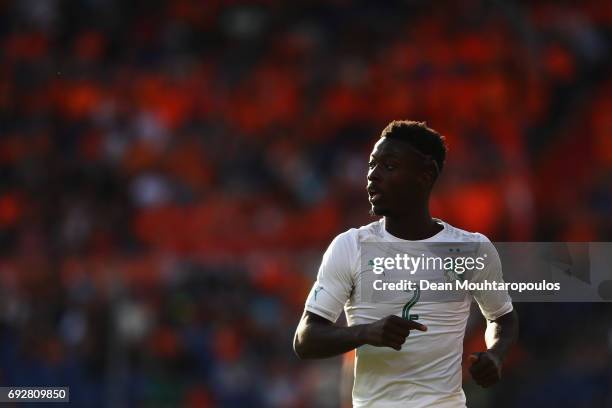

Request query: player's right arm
[
  {"left": 293, "top": 311, "right": 427, "bottom": 359},
  {"left": 293, "top": 230, "right": 426, "bottom": 359}
]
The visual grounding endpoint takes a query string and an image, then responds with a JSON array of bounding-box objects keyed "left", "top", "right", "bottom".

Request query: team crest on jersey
[{"left": 443, "top": 248, "right": 466, "bottom": 283}]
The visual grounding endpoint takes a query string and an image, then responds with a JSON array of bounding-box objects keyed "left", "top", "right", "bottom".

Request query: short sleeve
[
  {"left": 304, "top": 231, "right": 357, "bottom": 323},
  {"left": 470, "top": 234, "right": 513, "bottom": 321}
]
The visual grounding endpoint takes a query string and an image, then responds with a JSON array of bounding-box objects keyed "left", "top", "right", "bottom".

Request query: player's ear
[{"left": 417, "top": 165, "right": 436, "bottom": 188}]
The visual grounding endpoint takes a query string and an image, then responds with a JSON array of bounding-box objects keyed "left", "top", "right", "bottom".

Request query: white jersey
[{"left": 304, "top": 218, "right": 513, "bottom": 408}]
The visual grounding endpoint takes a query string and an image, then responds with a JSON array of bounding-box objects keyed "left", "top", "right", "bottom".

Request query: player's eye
[
  {"left": 384, "top": 163, "right": 395, "bottom": 171},
  {"left": 368, "top": 161, "right": 376, "bottom": 169}
]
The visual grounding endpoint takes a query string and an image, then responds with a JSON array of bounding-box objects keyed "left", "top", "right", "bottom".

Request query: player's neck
[{"left": 384, "top": 208, "right": 442, "bottom": 241}]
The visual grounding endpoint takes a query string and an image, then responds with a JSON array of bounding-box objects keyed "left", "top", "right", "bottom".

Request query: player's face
[{"left": 367, "top": 138, "right": 429, "bottom": 216}]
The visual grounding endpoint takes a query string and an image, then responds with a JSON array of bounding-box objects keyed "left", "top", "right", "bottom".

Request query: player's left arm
[
  {"left": 468, "top": 236, "right": 519, "bottom": 387},
  {"left": 468, "top": 309, "right": 519, "bottom": 388}
]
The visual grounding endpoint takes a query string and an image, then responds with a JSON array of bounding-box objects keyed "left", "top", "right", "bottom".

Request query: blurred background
[{"left": 0, "top": 0, "right": 611, "bottom": 406}]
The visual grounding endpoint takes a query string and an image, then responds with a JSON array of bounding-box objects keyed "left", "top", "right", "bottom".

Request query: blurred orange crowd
[{"left": 0, "top": 0, "right": 610, "bottom": 406}]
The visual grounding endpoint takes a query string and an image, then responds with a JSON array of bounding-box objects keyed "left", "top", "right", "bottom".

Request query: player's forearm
[
  {"left": 294, "top": 319, "right": 367, "bottom": 359},
  {"left": 485, "top": 309, "right": 519, "bottom": 361}
]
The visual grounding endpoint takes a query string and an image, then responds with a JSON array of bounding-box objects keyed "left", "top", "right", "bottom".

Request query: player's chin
[{"left": 369, "top": 204, "right": 389, "bottom": 216}]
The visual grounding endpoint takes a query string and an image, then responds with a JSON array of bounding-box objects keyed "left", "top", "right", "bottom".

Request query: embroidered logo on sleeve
[{"left": 314, "top": 286, "right": 325, "bottom": 301}]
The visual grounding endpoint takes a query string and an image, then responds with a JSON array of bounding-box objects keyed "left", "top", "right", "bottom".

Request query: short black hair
[{"left": 380, "top": 120, "right": 447, "bottom": 172}]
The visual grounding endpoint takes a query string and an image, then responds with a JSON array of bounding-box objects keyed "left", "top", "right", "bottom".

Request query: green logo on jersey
[
  {"left": 443, "top": 248, "right": 466, "bottom": 283},
  {"left": 402, "top": 286, "right": 420, "bottom": 321}
]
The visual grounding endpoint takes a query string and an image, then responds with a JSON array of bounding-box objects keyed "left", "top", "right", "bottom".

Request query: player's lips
[{"left": 367, "top": 185, "right": 384, "bottom": 203}]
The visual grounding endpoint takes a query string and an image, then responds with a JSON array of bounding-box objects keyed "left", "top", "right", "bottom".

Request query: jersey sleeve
[
  {"left": 470, "top": 234, "right": 513, "bottom": 321},
  {"left": 304, "top": 230, "right": 357, "bottom": 323}
]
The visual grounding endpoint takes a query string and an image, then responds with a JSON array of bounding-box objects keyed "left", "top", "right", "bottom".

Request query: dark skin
[{"left": 293, "top": 137, "right": 519, "bottom": 388}]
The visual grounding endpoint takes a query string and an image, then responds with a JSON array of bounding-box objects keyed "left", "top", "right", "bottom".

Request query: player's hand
[
  {"left": 468, "top": 351, "right": 502, "bottom": 388},
  {"left": 362, "top": 315, "right": 427, "bottom": 351}
]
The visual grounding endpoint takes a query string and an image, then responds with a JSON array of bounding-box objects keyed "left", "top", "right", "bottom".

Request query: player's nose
[{"left": 367, "top": 166, "right": 381, "bottom": 182}]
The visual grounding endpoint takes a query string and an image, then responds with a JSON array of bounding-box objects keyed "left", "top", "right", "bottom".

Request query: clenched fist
[{"left": 468, "top": 351, "right": 502, "bottom": 387}]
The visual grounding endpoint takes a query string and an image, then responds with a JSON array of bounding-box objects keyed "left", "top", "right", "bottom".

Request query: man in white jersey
[{"left": 293, "top": 121, "right": 519, "bottom": 407}]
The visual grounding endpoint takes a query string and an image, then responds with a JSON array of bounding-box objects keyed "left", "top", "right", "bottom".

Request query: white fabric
[{"left": 304, "top": 218, "right": 513, "bottom": 407}]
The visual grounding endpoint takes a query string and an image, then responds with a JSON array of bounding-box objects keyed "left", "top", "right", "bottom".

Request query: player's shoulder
[
  {"left": 327, "top": 219, "right": 384, "bottom": 248},
  {"left": 321, "top": 223, "right": 377, "bottom": 270},
  {"left": 354, "top": 218, "right": 386, "bottom": 243},
  {"left": 439, "top": 219, "right": 491, "bottom": 243}
]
